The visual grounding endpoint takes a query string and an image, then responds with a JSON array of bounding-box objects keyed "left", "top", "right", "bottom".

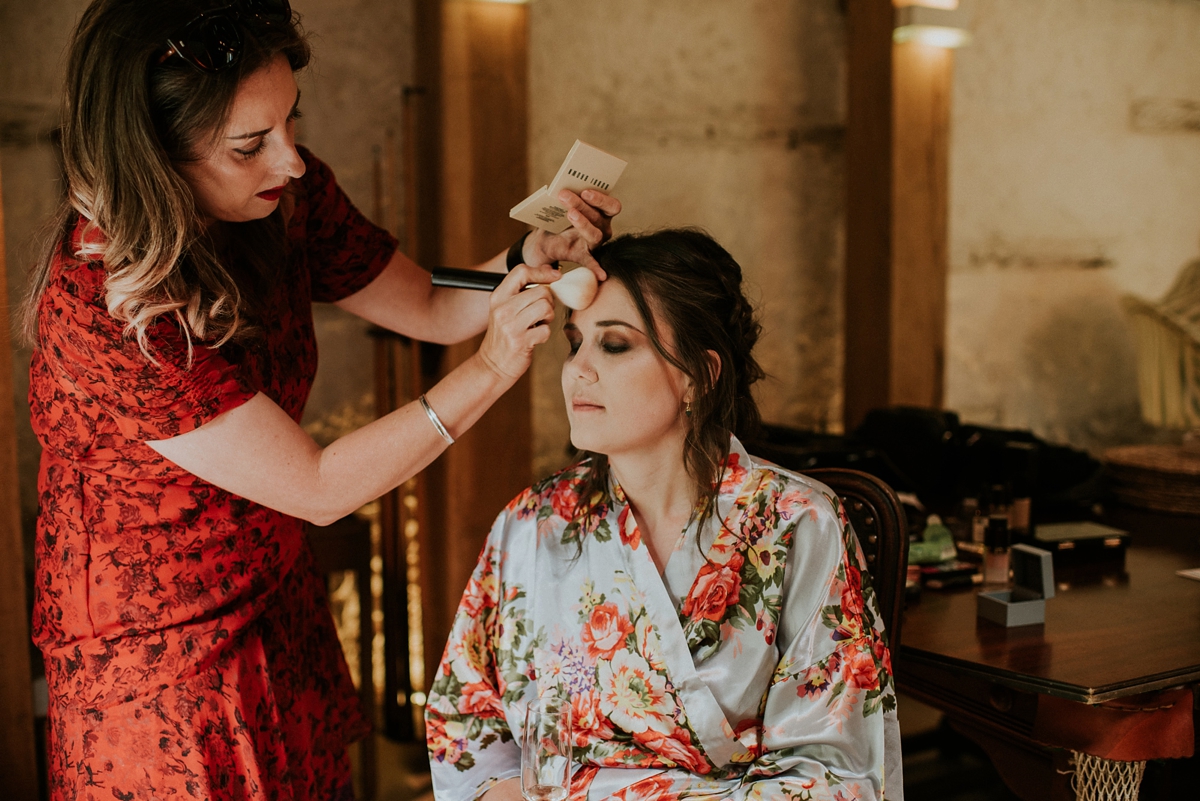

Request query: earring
[{"left": 685, "top": 401, "right": 692, "bottom": 418}]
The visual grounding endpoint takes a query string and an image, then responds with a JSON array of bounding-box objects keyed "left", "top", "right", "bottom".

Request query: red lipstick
[{"left": 256, "top": 184, "right": 287, "bottom": 201}]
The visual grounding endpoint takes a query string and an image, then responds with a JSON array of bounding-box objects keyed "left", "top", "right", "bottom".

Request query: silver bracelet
[{"left": 419, "top": 394, "right": 455, "bottom": 445}]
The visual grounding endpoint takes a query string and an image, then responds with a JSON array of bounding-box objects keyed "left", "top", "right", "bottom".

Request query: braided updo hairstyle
[{"left": 572, "top": 228, "right": 765, "bottom": 528}]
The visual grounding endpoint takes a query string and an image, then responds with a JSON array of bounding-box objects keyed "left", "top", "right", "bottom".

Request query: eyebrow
[
  {"left": 227, "top": 89, "right": 302, "bottom": 141},
  {"left": 563, "top": 320, "right": 644, "bottom": 334}
]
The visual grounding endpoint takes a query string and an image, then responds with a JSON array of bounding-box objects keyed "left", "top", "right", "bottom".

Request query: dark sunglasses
[{"left": 162, "top": 0, "right": 292, "bottom": 73}]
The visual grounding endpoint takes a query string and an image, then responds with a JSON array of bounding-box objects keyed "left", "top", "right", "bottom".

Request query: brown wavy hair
[
  {"left": 21, "top": 0, "right": 311, "bottom": 357},
  {"left": 572, "top": 228, "right": 765, "bottom": 530}
]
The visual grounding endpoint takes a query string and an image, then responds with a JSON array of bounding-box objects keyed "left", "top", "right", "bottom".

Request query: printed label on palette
[{"left": 510, "top": 140, "right": 626, "bottom": 233}]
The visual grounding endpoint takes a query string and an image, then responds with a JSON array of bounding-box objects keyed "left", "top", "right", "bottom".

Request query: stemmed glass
[{"left": 521, "top": 694, "right": 573, "bottom": 801}]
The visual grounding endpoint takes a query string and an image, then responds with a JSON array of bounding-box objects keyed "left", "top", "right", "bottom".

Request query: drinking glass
[{"left": 521, "top": 694, "right": 573, "bottom": 801}]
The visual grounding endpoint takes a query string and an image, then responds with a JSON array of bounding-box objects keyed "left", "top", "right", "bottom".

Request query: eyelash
[
  {"left": 235, "top": 108, "right": 303, "bottom": 160},
  {"left": 565, "top": 335, "right": 629, "bottom": 356}
]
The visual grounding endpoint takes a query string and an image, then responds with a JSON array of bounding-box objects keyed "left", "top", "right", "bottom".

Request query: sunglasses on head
[{"left": 161, "top": 0, "right": 292, "bottom": 73}]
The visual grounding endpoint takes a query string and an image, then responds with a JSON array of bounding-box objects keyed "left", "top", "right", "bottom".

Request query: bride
[{"left": 425, "top": 229, "right": 903, "bottom": 801}]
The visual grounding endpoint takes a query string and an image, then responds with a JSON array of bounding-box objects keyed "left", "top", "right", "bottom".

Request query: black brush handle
[{"left": 430, "top": 267, "right": 505, "bottom": 291}]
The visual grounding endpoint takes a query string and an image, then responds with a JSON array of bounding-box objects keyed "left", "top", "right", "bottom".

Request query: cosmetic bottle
[
  {"left": 984, "top": 515, "right": 1011, "bottom": 585},
  {"left": 969, "top": 494, "right": 987, "bottom": 544}
]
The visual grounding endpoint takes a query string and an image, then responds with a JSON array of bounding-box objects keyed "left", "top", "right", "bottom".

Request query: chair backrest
[{"left": 805, "top": 468, "right": 909, "bottom": 650}]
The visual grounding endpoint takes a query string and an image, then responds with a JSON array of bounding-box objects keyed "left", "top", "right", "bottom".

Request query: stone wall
[
  {"left": 946, "top": 0, "right": 1200, "bottom": 450},
  {"left": 527, "top": 0, "right": 848, "bottom": 478}
]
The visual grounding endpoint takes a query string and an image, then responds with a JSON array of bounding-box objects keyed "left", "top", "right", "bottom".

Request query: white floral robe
[{"left": 426, "top": 437, "right": 903, "bottom": 801}]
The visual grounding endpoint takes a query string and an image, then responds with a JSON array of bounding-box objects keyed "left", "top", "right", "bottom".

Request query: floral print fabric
[
  {"left": 29, "top": 147, "right": 397, "bottom": 800},
  {"left": 427, "top": 437, "right": 903, "bottom": 801}
]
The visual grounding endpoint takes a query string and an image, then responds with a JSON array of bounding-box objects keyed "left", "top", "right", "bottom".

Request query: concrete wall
[
  {"left": 946, "top": 0, "right": 1200, "bottom": 450},
  {"left": 527, "top": 0, "right": 848, "bottom": 478},
  {"left": 0, "top": 0, "right": 409, "bottom": 550}
]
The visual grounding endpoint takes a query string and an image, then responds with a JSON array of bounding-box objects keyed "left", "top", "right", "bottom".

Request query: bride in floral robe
[{"left": 426, "top": 230, "right": 903, "bottom": 801}]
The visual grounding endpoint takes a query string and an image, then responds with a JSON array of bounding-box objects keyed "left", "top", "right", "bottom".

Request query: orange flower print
[
  {"left": 718, "top": 452, "right": 748, "bottom": 494},
  {"left": 457, "top": 680, "right": 504, "bottom": 719},
  {"left": 611, "top": 773, "right": 679, "bottom": 801},
  {"left": 597, "top": 650, "right": 676, "bottom": 735},
  {"left": 618, "top": 505, "right": 642, "bottom": 550},
  {"left": 682, "top": 554, "right": 744, "bottom": 623},
  {"left": 843, "top": 647, "right": 880, "bottom": 692},
  {"left": 873, "top": 633, "right": 892, "bottom": 675},
  {"left": 581, "top": 603, "right": 635, "bottom": 662},
  {"left": 633, "top": 726, "right": 710, "bottom": 773},
  {"left": 569, "top": 689, "right": 615, "bottom": 747},
  {"left": 549, "top": 479, "right": 581, "bottom": 521},
  {"left": 459, "top": 569, "right": 497, "bottom": 619},
  {"left": 840, "top": 564, "right": 864, "bottom": 621}
]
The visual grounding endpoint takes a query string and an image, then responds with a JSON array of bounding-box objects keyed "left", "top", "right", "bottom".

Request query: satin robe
[{"left": 426, "top": 437, "right": 903, "bottom": 800}]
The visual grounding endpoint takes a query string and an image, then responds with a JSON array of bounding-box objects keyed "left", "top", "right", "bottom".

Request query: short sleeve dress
[{"left": 29, "top": 147, "right": 397, "bottom": 801}]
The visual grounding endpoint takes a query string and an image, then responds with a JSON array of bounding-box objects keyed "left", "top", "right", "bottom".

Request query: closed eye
[
  {"left": 232, "top": 97, "right": 302, "bottom": 160},
  {"left": 235, "top": 138, "right": 267, "bottom": 159}
]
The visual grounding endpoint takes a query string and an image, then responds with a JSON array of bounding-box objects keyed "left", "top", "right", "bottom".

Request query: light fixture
[{"left": 894, "top": 0, "right": 973, "bottom": 49}]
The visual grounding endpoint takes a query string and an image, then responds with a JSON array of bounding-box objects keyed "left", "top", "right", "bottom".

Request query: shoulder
[
  {"left": 41, "top": 221, "right": 108, "bottom": 309},
  {"left": 739, "top": 451, "right": 847, "bottom": 533}
]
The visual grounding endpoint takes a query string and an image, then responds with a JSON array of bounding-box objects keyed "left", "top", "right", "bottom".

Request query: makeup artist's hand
[
  {"left": 524, "top": 189, "right": 622, "bottom": 278},
  {"left": 475, "top": 263, "right": 560, "bottom": 381}
]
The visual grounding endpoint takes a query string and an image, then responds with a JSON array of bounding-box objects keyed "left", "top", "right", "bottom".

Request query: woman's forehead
[
  {"left": 569, "top": 276, "right": 678, "bottom": 348},
  {"left": 224, "top": 55, "right": 297, "bottom": 133}
]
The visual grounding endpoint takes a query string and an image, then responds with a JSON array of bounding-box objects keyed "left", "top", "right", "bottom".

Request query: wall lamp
[{"left": 894, "top": 0, "right": 973, "bottom": 49}]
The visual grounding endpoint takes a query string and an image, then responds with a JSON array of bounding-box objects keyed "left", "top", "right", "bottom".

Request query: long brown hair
[
  {"left": 21, "top": 0, "right": 311, "bottom": 357},
  {"left": 573, "top": 228, "right": 765, "bottom": 529}
]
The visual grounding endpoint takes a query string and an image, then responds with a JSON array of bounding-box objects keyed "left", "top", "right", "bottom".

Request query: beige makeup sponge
[{"left": 549, "top": 268, "right": 599, "bottom": 310}]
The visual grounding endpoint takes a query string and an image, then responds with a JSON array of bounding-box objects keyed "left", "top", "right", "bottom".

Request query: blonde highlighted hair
[{"left": 21, "top": 0, "right": 311, "bottom": 358}]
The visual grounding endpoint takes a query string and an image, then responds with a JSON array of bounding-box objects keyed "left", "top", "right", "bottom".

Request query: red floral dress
[{"left": 29, "top": 147, "right": 397, "bottom": 801}]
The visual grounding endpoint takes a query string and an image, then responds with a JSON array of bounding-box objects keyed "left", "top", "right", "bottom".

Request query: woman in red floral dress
[{"left": 22, "top": 2, "right": 618, "bottom": 799}]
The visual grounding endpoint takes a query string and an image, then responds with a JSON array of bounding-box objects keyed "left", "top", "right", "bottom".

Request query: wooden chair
[{"left": 805, "top": 468, "right": 909, "bottom": 649}]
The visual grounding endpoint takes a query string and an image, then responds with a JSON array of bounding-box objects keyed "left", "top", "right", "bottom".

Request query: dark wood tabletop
[{"left": 898, "top": 508, "right": 1200, "bottom": 704}]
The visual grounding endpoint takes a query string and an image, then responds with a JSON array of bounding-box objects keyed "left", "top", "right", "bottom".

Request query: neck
[{"left": 608, "top": 429, "right": 696, "bottom": 567}]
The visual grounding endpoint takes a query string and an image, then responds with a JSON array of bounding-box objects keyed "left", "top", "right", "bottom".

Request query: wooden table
[{"left": 896, "top": 508, "right": 1200, "bottom": 799}]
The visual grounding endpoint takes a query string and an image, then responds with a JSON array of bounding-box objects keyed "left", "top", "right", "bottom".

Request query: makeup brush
[{"left": 430, "top": 266, "right": 599, "bottom": 310}]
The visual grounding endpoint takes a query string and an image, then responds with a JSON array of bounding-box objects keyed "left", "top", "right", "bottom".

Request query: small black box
[{"left": 1032, "top": 521, "right": 1129, "bottom": 564}]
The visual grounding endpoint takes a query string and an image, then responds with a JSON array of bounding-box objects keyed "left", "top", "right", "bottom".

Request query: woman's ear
[{"left": 705, "top": 350, "right": 722, "bottom": 389}]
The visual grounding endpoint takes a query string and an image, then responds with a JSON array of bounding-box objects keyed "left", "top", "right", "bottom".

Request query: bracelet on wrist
[
  {"left": 506, "top": 231, "right": 531, "bottom": 272},
  {"left": 419, "top": 394, "right": 455, "bottom": 445},
  {"left": 505, "top": 230, "right": 559, "bottom": 271}
]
